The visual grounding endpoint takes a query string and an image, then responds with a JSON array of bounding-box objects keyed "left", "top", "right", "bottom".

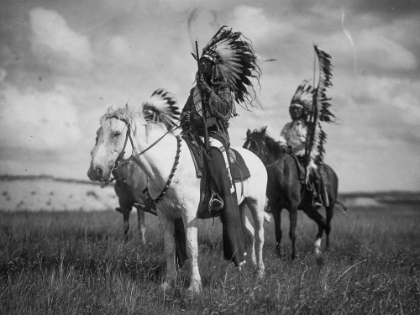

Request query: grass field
[{"left": 1, "top": 204, "right": 419, "bottom": 314}]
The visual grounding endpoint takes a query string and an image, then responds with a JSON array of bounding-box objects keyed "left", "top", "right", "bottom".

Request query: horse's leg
[
  {"left": 246, "top": 198, "right": 265, "bottom": 279},
  {"left": 174, "top": 218, "right": 187, "bottom": 269},
  {"left": 123, "top": 210, "right": 130, "bottom": 242},
  {"left": 156, "top": 212, "right": 177, "bottom": 291},
  {"left": 302, "top": 207, "right": 327, "bottom": 255},
  {"left": 271, "top": 203, "right": 283, "bottom": 257},
  {"left": 289, "top": 201, "right": 299, "bottom": 259},
  {"left": 325, "top": 203, "right": 334, "bottom": 250},
  {"left": 240, "top": 204, "right": 256, "bottom": 267},
  {"left": 182, "top": 216, "right": 202, "bottom": 294},
  {"left": 136, "top": 207, "right": 146, "bottom": 245},
  {"left": 116, "top": 206, "right": 131, "bottom": 242}
]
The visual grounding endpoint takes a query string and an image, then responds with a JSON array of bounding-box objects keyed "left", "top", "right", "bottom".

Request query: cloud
[
  {"left": 106, "top": 35, "right": 135, "bottom": 64},
  {"left": 349, "top": 0, "right": 420, "bottom": 19},
  {"left": 331, "top": 74, "right": 420, "bottom": 147},
  {"left": 356, "top": 30, "right": 417, "bottom": 71},
  {"left": 29, "top": 7, "right": 93, "bottom": 73},
  {"left": 0, "top": 79, "right": 82, "bottom": 151},
  {"left": 229, "top": 5, "right": 295, "bottom": 43}
]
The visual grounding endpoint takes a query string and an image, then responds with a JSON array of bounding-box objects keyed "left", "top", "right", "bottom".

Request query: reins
[
  {"left": 265, "top": 158, "right": 282, "bottom": 169},
  {"left": 247, "top": 135, "right": 283, "bottom": 169},
  {"left": 102, "top": 115, "right": 181, "bottom": 208},
  {"left": 108, "top": 115, "right": 179, "bottom": 174},
  {"left": 143, "top": 135, "right": 181, "bottom": 207}
]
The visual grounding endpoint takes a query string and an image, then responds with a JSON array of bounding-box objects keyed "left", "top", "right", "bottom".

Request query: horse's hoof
[
  {"left": 255, "top": 267, "right": 265, "bottom": 280},
  {"left": 161, "top": 281, "right": 172, "bottom": 292},
  {"left": 276, "top": 246, "right": 282, "bottom": 257},
  {"left": 186, "top": 281, "right": 202, "bottom": 296}
]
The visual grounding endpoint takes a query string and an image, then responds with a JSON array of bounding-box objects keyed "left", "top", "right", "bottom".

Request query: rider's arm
[
  {"left": 280, "top": 122, "right": 291, "bottom": 143},
  {"left": 207, "top": 83, "right": 232, "bottom": 120}
]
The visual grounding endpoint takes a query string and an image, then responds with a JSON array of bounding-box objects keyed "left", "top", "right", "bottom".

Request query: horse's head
[
  {"left": 243, "top": 126, "right": 286, "bottom": 165},
  {"left": 87, "top": 89, "right": 178, "bottom": 182},
  {"left": 243, "top": 127, "right": 270, "bottom": 164},
  {"left": 87, "top": 105, "right": 142, "bottom": 182}
]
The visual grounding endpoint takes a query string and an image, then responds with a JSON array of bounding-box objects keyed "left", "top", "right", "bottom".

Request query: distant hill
[
  {"left": 339, "top": 191, "right": 420, "bottom": 205},
  {"left": 0, "top": 174, "right": 101, "bottom": 186},
  {"left": 0, "top": 175, "right": 419, "bottom": 211},
  {"left": 0, "top": 175, "right": 117, "bottom": 211}
]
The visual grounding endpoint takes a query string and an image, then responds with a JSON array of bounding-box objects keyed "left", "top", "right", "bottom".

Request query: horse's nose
[
  {"left": 87, "top": 165, "right": 104, "bottom": 181},
  {"left": 95, "top": 167, "right": 103, "bottom": 179}
]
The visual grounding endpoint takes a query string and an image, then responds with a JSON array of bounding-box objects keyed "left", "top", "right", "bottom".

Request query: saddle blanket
[{"left": 184, "top": 136, "right": 250, "bottom": 182}]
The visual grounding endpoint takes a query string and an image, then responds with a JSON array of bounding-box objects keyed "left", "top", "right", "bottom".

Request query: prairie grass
[{"left": 1, "top": 204, "right": 419, "bottom": 314}]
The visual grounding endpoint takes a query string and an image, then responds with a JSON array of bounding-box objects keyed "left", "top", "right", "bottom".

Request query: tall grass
[{"left": 1, "top": 204, "right": 419, "bottom": 314}]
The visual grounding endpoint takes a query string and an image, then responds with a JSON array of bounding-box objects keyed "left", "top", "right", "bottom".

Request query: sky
[{"left": 0, "top": 0, "right": 419, "bottom": 193}]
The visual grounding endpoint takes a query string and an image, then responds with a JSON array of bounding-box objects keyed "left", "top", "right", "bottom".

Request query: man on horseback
[
  {"left": 180, "top": 26, "right": 261, "bottom": 267},
  {"left": 280, "top": 80, "right": 324, "bottom": 208}
]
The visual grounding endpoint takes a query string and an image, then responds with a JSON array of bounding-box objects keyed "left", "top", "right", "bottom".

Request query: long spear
[
  {"left": 304, "top": 44, "right": 334, "bottom": 183},
  {"left": 196, "top": 41, "right": 209, "bottom": 152}
]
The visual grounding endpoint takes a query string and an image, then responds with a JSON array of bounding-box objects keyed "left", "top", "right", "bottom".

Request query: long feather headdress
[
  {"left": 290, "top": 80, "right": 313, "bottom": 111},
  {"left": 197, "top": 26, "right": 262, "bottom": 109},
  {"left": 142, "top": 89, "right": 180, "bottom": 129},
  {"left": 304, "top": 45, "right": 334, "bottom": 182}
]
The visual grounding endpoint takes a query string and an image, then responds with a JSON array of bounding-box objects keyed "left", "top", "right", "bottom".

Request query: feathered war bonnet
[
  {"left": 196, "top": 26, "right": 262, "bottom": 111},
  {"left": 142, "top": 89, "right": 180, "bottom": 129},
  {"left": 290, "top": 80, "right": 314, "bottom": 116}
]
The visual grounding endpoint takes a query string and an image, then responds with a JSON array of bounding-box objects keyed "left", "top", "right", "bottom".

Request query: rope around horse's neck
[
  {"left": 145, "top": 135, "right": 182, "bottom": 204},
  {"left": 131, "top": 126, "right": 177, "bottom": 158},
  {"left": 265, "top": 158, "right": 282, "bottom": 169},
  {"left": 116, "top": 124, "right": 180, "bottom": 168},
  {"left": 101, "top": 116, "right": 180, "bottom": 185}
]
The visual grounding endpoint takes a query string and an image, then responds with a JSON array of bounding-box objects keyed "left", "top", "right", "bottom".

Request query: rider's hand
[
  {"left": 181, "top": 111, "right": 190, "bottom": 123},
  {"left": 196, "top": 73, "right": 212, "bottom": 94}
]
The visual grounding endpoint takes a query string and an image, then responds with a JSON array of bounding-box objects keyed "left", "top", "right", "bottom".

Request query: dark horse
[{"left": 243, "top": 127, "right": 346, "bottom": 258}]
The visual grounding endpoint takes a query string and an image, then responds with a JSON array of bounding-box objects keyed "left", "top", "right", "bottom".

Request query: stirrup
[
  {"left": 313, "top": 196, "right": 323, "bottom": 209},
  {"left": 313, "top": 201, "right": 323, "bottom": 209},
  {"left": 209, "top": 190, "right": 224, "bottom": 216}
]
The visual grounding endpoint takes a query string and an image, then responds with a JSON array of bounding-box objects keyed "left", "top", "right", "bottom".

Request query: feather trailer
[
  {"left": 142, "top": 89, "right": 180, "bottom": 129},
  {"left": 200, "top": 26, "right": 261, "bottom": 109},
  {"left": 304, "top": 45, "right": 334, "bottom": 183}
]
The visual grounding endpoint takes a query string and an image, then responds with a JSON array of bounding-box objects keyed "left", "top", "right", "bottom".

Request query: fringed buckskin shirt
[
  {"left": 280, "top": 118, "right": 307, "bottom": 156},
  {"left": 182, "top": 81, "right": 233, "bottom": 145}
]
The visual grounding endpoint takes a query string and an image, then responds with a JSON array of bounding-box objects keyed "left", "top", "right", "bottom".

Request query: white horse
[
  {"left": 95, "top": 89, "right": 181, "bottom": 243},
  {"left": 88, "top": 104, "right": 267, "bottom": 294}
]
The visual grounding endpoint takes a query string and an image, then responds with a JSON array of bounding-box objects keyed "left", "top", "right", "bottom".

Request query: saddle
[
  {"left": 289, "top": 152, "right": 330, "bottom": 207},
  {"left": 183, "top": 134, "right": 250, "bottom": 219},
  {"left": 289, "top": 152, "right": 306, "bottom": 184}
]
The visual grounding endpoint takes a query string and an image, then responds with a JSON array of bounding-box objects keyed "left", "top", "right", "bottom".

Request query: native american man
[
  {"left": 280, "top": 81, "right": 324, "bottom": 208},
  {"left": 180, "top": 26, "right": 261, "bottom": 267}
]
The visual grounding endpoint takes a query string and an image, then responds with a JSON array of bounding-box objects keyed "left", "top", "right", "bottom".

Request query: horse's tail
[{"left": 335, "top": 199, "right": 348, "bottom": 215}]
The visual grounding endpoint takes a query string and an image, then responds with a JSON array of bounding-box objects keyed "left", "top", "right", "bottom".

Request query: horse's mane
[
  {"left": 252, "top": 127, "right": 286, "bottom": 159},
  {"left": 100, "top": 104, "right": 165, "bottom": 136}
]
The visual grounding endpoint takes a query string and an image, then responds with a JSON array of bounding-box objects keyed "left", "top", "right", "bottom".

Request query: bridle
[
  {"left": 246, "top": 135, "right": 281, "bottom": 169},
  {"left": 265, "top": 158, "right": 282, "bottom": 169},
  {"left": 105, "top": 115, "right": 177, "bottom": 174},
  {"left": 99, "top": 115, "right": 182, "bottom": 209}
]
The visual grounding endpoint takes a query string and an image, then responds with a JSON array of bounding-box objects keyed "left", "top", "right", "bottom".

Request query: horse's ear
[
  {"left": 246, "top": 129, "right": 251, "bottom": 137},
  {"left": 262, "top": 126, "right": 268, "bottom": 133}
]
